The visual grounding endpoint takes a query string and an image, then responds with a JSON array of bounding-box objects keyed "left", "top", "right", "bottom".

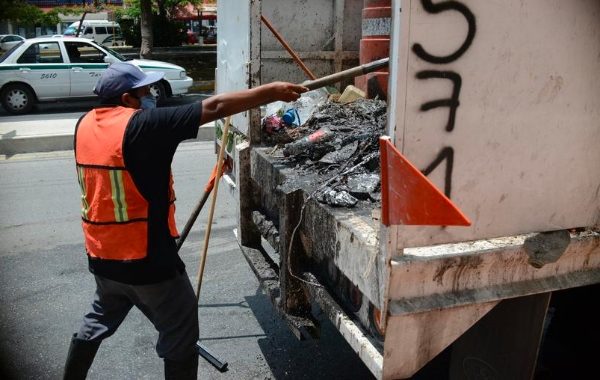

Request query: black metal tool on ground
[{"left": 196, "top": 342, "right": 228, "bottom": 372}]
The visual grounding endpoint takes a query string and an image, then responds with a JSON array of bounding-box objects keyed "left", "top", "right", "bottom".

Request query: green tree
[
  {"left": 1, "top": 0, "right": 194, "bottom": 55},
  {"left": 0, "top": 0, "right": 60, "bottom": 28},
  {"left": 123, "top": 0, "right": 194, "bottom": 54},
  {"left": 140, "top": 0, "right": 153, "bottom": 57}
]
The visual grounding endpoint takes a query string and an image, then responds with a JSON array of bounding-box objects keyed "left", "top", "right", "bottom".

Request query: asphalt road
[{"left": 0, "top": 143, "right": 376, "bottom": 379}]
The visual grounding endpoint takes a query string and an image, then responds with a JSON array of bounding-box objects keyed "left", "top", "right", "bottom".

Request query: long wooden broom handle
[{"left": 195, "top": 116, "right": 232, "bottom": 301}]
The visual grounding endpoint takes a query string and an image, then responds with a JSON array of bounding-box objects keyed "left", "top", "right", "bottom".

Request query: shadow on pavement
[{"left": 245, "top": 289, "right": 376, "bottom": 380}]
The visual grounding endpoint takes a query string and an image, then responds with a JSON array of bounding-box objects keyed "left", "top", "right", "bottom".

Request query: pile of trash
[
  {"left": 262, "top": 87, "right": 387, "bottom": 208},
  {"left": 262, "top": 88, "right": 330, "bottom": 145}
]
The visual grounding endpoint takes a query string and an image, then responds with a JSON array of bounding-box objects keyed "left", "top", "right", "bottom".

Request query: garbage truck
[{"left": 214, "top": 0, "right": 600, "bottom": 378}]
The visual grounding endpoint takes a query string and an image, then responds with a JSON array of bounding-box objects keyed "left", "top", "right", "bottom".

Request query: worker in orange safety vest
[{"left": 64, "top": 62, "right": 307, "bottom": 380}]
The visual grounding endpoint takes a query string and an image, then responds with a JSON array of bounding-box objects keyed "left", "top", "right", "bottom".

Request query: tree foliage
[
  {"left": 119, "top": 15, "right": 186, "bottom": 48},
  {"left": 0, "top": 0, "right": 203, "bottom": 49},
  {"left": 52, "top": 5, "right": 126, "bottom": 20},
  {"left": 123, "top": 0, "right": 203, "bottom": 19},
  {"left": 0, "top": 0, "right": 60, "bottom": 27},
  {"left": 120, "top": 0, "right": 195, "bottom": 49}
]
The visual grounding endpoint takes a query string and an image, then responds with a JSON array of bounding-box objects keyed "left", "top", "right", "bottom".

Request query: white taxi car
[
  {"left": 0, "top": 36, "right": 193, "bottom": 114},
  {"left": 0, "top": 34, "right": 26, "bottom": 51}
]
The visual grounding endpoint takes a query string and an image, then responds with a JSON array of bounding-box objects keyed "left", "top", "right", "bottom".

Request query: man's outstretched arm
[{"left": 200, "top": 82, "right": 308, "bottom": 125}]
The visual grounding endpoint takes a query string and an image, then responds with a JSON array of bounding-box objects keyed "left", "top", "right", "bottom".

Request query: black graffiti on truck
[
  {"left": 411, "top": 0, "right": 476, "bottom": 200},
  {"left": 416, "top": 70, "right": 462, "bottom": 132},
  {"left": 422, "top": 147, "right": 454, "bottom": 198},
  {"left": 412, "top": 0, "right": 477, "bottom": 64}
]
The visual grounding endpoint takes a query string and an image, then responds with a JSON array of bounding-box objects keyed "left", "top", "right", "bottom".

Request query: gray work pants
[{"left": 76, "top": 271, "right": 199, "bottom": 362}]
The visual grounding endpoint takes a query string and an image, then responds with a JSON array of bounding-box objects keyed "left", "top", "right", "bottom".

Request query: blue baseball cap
[{"left": 94, "top": 62, "right": 164, "bottom": 99}]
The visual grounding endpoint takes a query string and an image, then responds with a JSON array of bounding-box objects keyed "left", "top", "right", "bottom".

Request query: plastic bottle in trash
[
  {"left": 283, "top": 127, "right": 334, "bottom": 157},
  {"left": 282, "top": 108, "right": 301, "bottom": 126}
]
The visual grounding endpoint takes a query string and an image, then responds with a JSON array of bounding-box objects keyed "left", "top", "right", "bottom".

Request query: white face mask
[{"left": 140, "top": 95, "right": 157, "bottom": 109}]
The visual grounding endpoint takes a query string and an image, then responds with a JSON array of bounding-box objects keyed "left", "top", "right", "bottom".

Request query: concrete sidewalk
[{"left": 0, "top": 115, "right": 215, "bottom": 156}]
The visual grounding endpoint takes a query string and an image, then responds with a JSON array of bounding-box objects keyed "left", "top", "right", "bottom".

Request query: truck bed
[{"left": 250, "top": 145, "right": 383, "bottom": 320}]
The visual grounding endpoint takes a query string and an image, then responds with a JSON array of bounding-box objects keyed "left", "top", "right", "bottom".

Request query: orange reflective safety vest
[{"left": 75, "top": 107, "right": 179, "bottom": 261}]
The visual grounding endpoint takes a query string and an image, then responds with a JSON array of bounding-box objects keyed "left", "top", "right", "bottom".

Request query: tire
[
  {"left": 1, "top": 83, "right": 35, "bottom": 115},
  {"left": 149, "top": 81, "right": 166, "bottom": 106}
]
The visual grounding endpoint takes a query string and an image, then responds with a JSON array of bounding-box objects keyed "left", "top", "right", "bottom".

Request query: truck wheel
[
  {"left": 149, "top": 81, "right": 166, "bottom": 106},
  {"left": 368, "top": 303, "right": 385, "bottom": 343},
  {"left": 1, "top": 83, "right": 35, "bottom": 115}
]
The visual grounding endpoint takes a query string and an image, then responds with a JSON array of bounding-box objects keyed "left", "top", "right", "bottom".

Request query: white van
[{"left": 63, "top": 20, "right": 122, "bottom": 45}]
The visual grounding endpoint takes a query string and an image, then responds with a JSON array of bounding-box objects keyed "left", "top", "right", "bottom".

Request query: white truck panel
[
  {"left": 391, "top": 0, "right": 600, "bottom": 248},
  {"left": 216, "top": 0, "right": 252, "bottom": 134}
]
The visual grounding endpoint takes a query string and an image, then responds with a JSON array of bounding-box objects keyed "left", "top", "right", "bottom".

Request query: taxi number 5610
[{"left": 40, "top": 73, "right": 57, "bottom": 79}]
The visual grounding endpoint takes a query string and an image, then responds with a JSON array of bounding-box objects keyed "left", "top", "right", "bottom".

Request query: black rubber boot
[
  {"left": 63, "top": 334, "right": 101, "bottom": 380},
  {"left": 164, "top": 354, "right": 198, "bottom": 380}
]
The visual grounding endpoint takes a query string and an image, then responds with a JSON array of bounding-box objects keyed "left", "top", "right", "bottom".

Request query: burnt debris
[{"left": 265, "top": 98, "right": 387, "bottom": 208}]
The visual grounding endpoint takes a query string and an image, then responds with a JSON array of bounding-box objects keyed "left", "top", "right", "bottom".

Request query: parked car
[
  {"left": 101, "top": 35, "right": 126, "bottom": 47},
  {"left": 0, "top": 34, "right": 25, "bottom": 51},
  {"left": 0, "top": 36, "right": 193, "bottom": 114},
  {"left": 63, "top": 20, "right": 122, "bottom": 45}
]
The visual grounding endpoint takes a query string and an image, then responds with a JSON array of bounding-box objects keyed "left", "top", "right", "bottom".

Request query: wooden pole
[
  {"left": 195, "top": 116, "right": 232, "bottom": 300},
  {"left": 261, "top": 15, "right": 317, "bottom": 80},
  {"left": 300, "top": 57, "right": 389, "bottom": 90}
]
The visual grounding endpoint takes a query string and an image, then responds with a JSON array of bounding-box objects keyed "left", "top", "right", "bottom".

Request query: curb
[
  {"left": 0, "top": 125, "right": 215, "bottom": 156},
  {"left": 190, "top": 80, "right": 215, "bottom": 92}
]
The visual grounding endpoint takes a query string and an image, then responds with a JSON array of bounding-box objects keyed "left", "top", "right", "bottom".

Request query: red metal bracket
[{"left": 379, "top": 136, "right": 471, "bottom": 227}]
